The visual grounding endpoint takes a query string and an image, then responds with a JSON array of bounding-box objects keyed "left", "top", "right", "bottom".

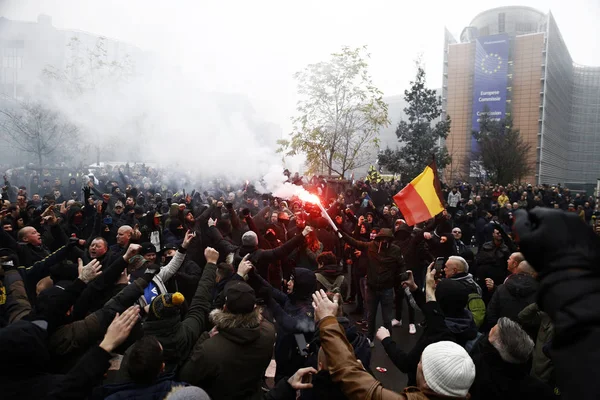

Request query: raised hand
[
  {"left": 42, "top": 205, "right": 57, "bottom": 226},
  {"left": 99, "top": 306, "right": 140, "bottom": 353},
  {"left": 182, "top": 230, "right": 196, "bottom": 249},
  {"left": 204, "top": 246, "right": 219, "bottom": 264},
  {"left": 401, "top": 270, "right": 418, "bottom": 292},
  {"left": 237, "top": 253, "right": 254, "bottom": 277},
  {"left": 123, "top": 243, "right": 142, "bottom": 262},
  {"left": 312, "top": 289, "right": 340, "bottom": 322},
  {"left": 78, "top": 258, "right": 103, "bottom": 284}
]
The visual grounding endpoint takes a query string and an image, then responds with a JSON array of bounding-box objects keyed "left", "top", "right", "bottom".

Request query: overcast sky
[{"left": 1, "top": 0, "right": 599, "bottom": 131}]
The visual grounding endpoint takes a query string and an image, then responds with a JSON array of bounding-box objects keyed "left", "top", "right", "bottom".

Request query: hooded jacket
[
  {"left": 62, "top": 205, "right": 91, "bottom": 239},
  {"left": 450, "top": 272, "right": 482, "bottom": 296},
  {"left": 486, "top": 273, "right": 538, "bottom": 327},
  {"left": 340, "top": 229, "right": 404, "bottom": 290},
  {"left": 140, "top": 262, "right": 216, "bottom": 369},
  {"left": 178, "top": 307, "right": 276, "bottom": 400},
  {"left": 259, "top": 268, "right": 317, "bottom": 382},
  {"left": 315, "top": 264, "right": 348, "bottom": 298}
]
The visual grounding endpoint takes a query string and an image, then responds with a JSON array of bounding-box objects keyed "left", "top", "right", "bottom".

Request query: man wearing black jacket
[
  {"left": 0, "top": 304, "right": 139, "bottom": 400},
  {"left": 376, "top": 266, "right": 477, "bottom": 386},
  {"left": 339, "top": 228, "right": 404, "bottom": 342},
  {"left": 514, "top": 207, "right": 600, "bottom": 399}
]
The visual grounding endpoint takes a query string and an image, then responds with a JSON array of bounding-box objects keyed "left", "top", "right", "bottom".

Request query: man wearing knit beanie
[
  {"left": 418, "top": 341, "right": 475, "bottom": 398},
  {"left": 147, "top": 292, "right": 185, "bottom": 320}
]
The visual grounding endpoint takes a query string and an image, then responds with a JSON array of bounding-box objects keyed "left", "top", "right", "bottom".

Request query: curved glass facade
[
  {"left": 446, "top": 7, "right": 600, "bottom": 186},
  {"left": 461, "top": 6, "right": 546, "bottom": 42},
  {"left": 568, "top": 66, "right": 600, "bottom": 184},
  {"left": 539, "top": 13, "right": 572, "bottom": 184}
]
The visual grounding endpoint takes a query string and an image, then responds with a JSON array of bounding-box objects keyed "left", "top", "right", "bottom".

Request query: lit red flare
[{"left": 298, "top": 191, "right": 320, "bottom": 205}]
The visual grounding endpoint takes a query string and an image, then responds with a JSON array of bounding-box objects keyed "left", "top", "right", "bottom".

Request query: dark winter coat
[
  {"left": 340, "top": 230, "right": 404, "bottom": 290},
  {"left": 381, "top": 290, "right": 478, "bottom": 386},
  {"left": 94, "top": 373, "right": 191, "bottom": 400},
  {"left": 518, "top": 303, "right": 555, "bottom": 385},
  {"left": 164, "top": 258, "right": 203, "bottom": 302},
  {"left": 469, "top": 339, "right": 555, "bottom": 400},
  {"left": 474, "top": 240, "right": 511, "bottom": 288},
  {"left": 393, "top": 227, "right": 427, "bottom": 270},
  {"left": 300, "top": 370, "right": 348, "bottom": 400},
  {"left": 0, "top": 320, "right": 111, "bottom": 400},
  {"left": 208, "top": 225, "right": 303, "bottom": 276},
  {"left": 303, "top": 316, "right": 372, "bottom": 392},
  {"left": 178, "top": 307, "right": 276, "bottom": 400},
  {"left": 62, "top": 205, "right": 92, "bottom": 240},
  {"left": 260, "top": 268, "right": 317, "bottom": 382},
  {"left": 486, "top": 273, "right": 538, "bottom": 327},
  {"left": 140, "top": 263, "right": 216, "bottom": 369},
  {"left": 0, "top": 223, "right": 66, "bottom": 269}
]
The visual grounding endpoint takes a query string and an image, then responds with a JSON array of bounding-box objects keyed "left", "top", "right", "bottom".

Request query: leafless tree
[{"left": 0, "top": 101, "right": 79, "bottom": 167}]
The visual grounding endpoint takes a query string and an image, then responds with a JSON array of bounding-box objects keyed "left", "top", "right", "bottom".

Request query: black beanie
[
  {"left": 435, "top": 279, "right": 469, "bottom": 317},
  {"left": 224, "top": 281, "right": 256, "bottom": 314}
]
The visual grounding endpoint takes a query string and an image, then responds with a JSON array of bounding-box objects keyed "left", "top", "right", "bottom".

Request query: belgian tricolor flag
[{"left": 393, "top": 158, "right": 445, "bottom": 226}]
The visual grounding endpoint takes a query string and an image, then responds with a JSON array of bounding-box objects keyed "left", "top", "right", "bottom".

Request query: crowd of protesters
[{"left": 0, "top": 162, "right": 599, "bottom": 399}]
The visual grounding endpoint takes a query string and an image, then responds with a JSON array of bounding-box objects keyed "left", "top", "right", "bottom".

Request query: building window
[
  {"left": 6, "top": 40, "right": 24, "bottom": 48},
  {"left": 498, "top": 13, "right": 506, "bottom": 33},
  {"left": 2, "top": 55, "right": 23, "bottom": 69}
]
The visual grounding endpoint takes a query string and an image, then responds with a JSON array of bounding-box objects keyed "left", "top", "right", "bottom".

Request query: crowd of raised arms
[{"left": 0, "top": 162, "right": 599, "bottom": 400}]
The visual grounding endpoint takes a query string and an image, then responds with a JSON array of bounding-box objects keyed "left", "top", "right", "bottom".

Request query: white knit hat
[{"left": 421, "top": 341, "right": 476, "bottom": 397}]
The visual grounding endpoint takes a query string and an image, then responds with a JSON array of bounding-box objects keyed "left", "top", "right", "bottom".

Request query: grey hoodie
[{"left": 451, "top": 272, "right": 482, "bottom": 296}]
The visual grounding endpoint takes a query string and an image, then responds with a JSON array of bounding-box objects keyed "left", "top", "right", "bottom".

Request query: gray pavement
[{"left": 342, "top": 300, "right": 422, "bottom": 393}]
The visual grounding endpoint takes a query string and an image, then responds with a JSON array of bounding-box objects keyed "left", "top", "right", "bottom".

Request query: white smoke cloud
[
  {"left": 255, "top": 165, "right": 318, "bottom": 201},
  {"left": 47, "top": 60, "right": 290, "bottom": 184}
]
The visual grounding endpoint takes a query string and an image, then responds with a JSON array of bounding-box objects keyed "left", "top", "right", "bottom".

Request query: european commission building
[{"left": 442, "top": 6, "right": 600, "bottom": 191}]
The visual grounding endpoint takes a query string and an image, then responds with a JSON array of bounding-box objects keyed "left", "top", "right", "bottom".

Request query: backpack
[
  {"left": 315, "top": 273, "right": 344, "bottom": 294},
  {"left": 467, "top": 292, "right": 486, "bottom": 328}
]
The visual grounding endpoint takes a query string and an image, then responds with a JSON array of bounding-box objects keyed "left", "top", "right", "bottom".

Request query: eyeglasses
[{"left": 452, "top": 230, "right": 461, "bottom": 234}]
